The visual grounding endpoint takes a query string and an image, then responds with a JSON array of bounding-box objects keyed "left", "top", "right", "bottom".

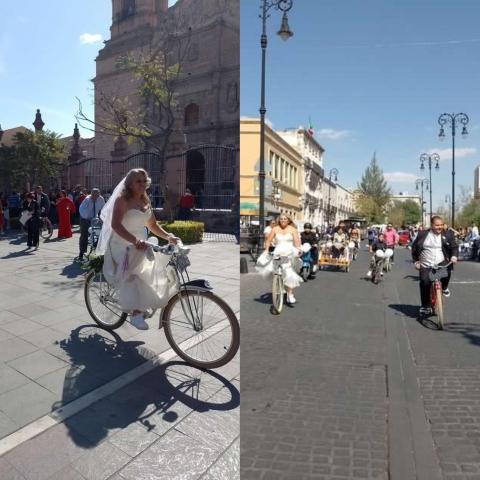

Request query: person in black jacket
[
  {"left": 300, "top": 223, "right": 319, "bottom": 275},
  {"left": 23, "top": 192, "right": 40, "bottom": 249},
  {"left": 411, "top": 215, "right": 458, "bottom": 314}
]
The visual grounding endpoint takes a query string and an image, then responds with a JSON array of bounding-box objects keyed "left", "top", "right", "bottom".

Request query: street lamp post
[
  {"left": 327, "top": 168, "right": 339, "bottom": 226},
  {"left": 419, "top": 153, "right": 440, "bottom": 222},
  {"left": 258, "top": 0, "right": 293, "bottom": 247},
  {"left": 415, "top": 178, "right": 429, "bottom": 227},
  {"left": 445, "top": 194, "right": 451, "bottom": 225},
  {"left": 438, "top": 113, "right": 469, "bottom": 229}
]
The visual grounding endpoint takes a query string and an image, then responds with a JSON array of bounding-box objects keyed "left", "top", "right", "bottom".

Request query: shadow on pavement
[
  {"left": 388, "top": 303, "right": 419, "bottom": 319},
  {"left": 444, "top": 322, "right": 480, "bottom": 346},
  {"left": 53, "top": 325, "right": 239, "bottom": 449},
  {"left": 254, "top": 292, "right": 272, "bottom": 304},
  {"left": 403, "top": 275, "right": 419, "bottom": 281},
  {"left": 1, "top": 247, "right": 36, "bottom": 259},
  {"left": 60, "top": 261, "right": 85, "bottom": 279}
]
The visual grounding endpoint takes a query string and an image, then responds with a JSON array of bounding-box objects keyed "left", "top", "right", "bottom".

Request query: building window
[
  {"left": 120, "top": 0, "right": 135, "bottom": 19},
  {"left": 280, "top": 159, "right": 284, "bottom": 182},
  {"left": 184, "top": 103, "right": 199, "bottom": 127}
]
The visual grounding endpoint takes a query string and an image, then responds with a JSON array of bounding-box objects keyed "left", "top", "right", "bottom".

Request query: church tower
[{"left": 110, "top": 0, "right": 167, "bottom": 37}]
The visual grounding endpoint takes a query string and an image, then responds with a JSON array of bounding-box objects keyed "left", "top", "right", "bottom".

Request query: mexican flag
[{"left": 307, "top": 117, "right": 314, "bottom": 136}]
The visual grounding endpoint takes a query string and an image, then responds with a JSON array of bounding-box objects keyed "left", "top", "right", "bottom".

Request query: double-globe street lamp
[
  {"left": 327, "top": 168, "right": 339, "bottom": 226},
  {"left": 438, "top": 113, "right": 469, "bottom": 228},
  {"left": 415, "top": 178, "right": 430, "bottom": 227},
  {"left": 258, "top": 0, "right": 294, "bottom": 247},
  {"left": 419, "top": 153, "right": 439, "bottom": 223}
]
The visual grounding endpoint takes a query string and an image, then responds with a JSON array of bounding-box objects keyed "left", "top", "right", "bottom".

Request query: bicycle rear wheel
[
  {"left": 162, "top": 289, "right": 240, "bottom": 369},
  {"left": 40, "top": 218, "right": 53, "bottom": 240},
  {"left": 84, "top": 270, "right": 128, "bottom": 330},
  {"left": 272, "top": 274, "right": 284, "bottom": 313},
  {"left": 434, "top": 286, "right": 444, "bottom": 329}
]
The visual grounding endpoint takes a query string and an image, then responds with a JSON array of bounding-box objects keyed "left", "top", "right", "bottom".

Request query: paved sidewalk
[{"left": 0, "top": 230, "right": 239, "bottom": 479}]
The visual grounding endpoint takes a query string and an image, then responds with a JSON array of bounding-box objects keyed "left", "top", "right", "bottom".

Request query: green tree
[
  {"left": 457, "top": 198, "right": 480, "bottom": 227},
  {"left": 400, "top": 199, "right": 421, "bottom": 225},
  {"left": 356, "top": 153, "right": 391, "bottom": 222},
  {"left": 3, "top": 130, "right": 65, "bottom": 191}
]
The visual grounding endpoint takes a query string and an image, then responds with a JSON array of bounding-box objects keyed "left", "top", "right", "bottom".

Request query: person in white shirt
[
  {"left": 263, "top": 219, "right": 277, "bottom": 252},
  {"left": 412, "top": 216, "right": 458, "bottom": 315},
  {"left": 76, "top": 188, "right": 106, "bottom": 261}
]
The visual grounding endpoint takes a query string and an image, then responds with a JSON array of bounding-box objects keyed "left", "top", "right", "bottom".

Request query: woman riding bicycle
[
  {"left": 259, "top": 213, "right": 303, "bottom": 304},
  {"left": 96, "top": 168, "right": 179, "bottom": 330},
  {"left": 366, "top": 232, "right": 387, "bottom": 278},
  {"left": 411, "top": 215, "right": 458, "bottom": 316}
]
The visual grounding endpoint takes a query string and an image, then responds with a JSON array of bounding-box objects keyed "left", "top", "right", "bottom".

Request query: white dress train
[{"left": 102, "top": 208, "right": 177, "bottom": 312}]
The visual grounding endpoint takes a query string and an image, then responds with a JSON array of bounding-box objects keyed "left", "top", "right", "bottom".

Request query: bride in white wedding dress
[{"left": 96, "top": 168, "right": 179, "bottom": 330}]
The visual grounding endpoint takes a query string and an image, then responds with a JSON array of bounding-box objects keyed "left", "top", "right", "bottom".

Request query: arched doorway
[{"left": 186, "top": 150, "right": 206, "bottom": 204}]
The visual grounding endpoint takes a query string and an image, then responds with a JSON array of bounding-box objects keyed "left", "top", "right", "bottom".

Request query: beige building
[
  {"left": 277, "top": 128, "right": 325, "bottom": 226},
  {"left": 240, "top": 118, "right": 303, "bottom": 224},
  {"left": 336, "top": 184, "right": 356, "bottom": 223}
]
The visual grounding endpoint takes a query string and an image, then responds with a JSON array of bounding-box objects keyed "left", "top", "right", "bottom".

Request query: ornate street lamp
[
  {"left": 327, "top": 168, "right": 339, "bottom": 225},
  {"left": 438, "top": 112, "right": 469, "bottom": 228},
  {"left": 258, "top": 0, "right": 293, "bottom": 247},
  {"left": 419, "top": 153, "right": 440, "bottom": 223},
  {"left": 415, "top": 178, "right": 429, "bottom": 227}
]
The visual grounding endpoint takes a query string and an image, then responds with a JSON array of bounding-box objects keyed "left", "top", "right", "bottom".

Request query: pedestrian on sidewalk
[
  {"left": 76, "top": 188, "right": 105, "bottom": 261},
  {"left": 22, "top": 192, "right": 40, "bottom": 249},
  {"left": 56, "top": 191, "right": 76, "bottom": 239}
]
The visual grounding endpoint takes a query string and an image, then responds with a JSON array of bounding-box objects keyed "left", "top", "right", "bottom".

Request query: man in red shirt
[{"left": 178, "top": 189, "right": 195, "bottom": 220}]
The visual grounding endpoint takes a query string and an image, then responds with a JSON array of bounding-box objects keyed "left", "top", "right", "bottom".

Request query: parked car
[{"left": 398, "top": 230, "right": 410, "bottom": 246}]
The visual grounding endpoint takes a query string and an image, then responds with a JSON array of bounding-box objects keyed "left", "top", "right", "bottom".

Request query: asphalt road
[{"left": 240, "top": 246, "right": 480, "bottom": 480}]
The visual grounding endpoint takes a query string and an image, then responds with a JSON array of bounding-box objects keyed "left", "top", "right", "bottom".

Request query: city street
[
  {"left": 0, "top": 230, "right": 239, "bottom": 480},
  {"left": 241, "top": 247, "right": 480, "bottom": 480}
]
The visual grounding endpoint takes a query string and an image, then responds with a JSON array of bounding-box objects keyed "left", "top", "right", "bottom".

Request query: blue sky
[
  {"left": 241, "top": 0, "right": 480, "bottom": 210},
  {"left": 0, "top": 0, "right": 176, "bottom": 139}
]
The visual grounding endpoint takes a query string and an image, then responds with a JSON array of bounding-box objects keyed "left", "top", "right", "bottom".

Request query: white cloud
[
  {"left": 384, "top": 172, "right": 419, "bottom": 183},
  {"left": 317, "top": 128, "right": 353, "bottom": 141},
  {"left": 426, "top": 147, "right": 477, "bottom": 160},
  {"left": 80, "top": 33, "right": 103, "bottom": 45}
]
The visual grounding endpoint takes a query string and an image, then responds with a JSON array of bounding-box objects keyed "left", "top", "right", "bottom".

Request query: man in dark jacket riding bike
[
  {"left": 411, "top": 215, "right": 458, "bottom": 315},
  {"left": 301, "top": 223, "right": 319, "bottom": 276}
]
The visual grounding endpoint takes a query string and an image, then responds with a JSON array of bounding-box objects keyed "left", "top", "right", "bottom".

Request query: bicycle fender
[{"left": 183, "top": 279, "right": 213, "bottom": 291}]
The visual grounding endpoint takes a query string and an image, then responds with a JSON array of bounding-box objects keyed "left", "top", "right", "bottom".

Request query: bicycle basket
[
  {"left": 428, "top": 268, "right": 449, "bottom": 282},
  {"left": 175, "top": 253, "right": 191, "bottom": 272}
]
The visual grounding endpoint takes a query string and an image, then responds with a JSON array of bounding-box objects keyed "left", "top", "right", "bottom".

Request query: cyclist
[
  {"left": 349, "top": 223, "right": 361, "bottom": 252},
  {"left": 301, "top": 222, "right": 319, "bottom": 276},
  {"left": 366, "top": 232, "right": 387, "bottom": 278},
  {"left": 411, "top": 215, "right": 458, "bottom": 315},
  {"left": 383, "top": 223, "right": 399, "bottom": 264},
  {"left": 34, "top": 185, "right": 51, "bottom": 219}
]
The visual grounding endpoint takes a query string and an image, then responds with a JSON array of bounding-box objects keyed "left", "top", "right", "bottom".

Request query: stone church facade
[{"left": 71, "top": 0, "right": 239, "bottom": 218}]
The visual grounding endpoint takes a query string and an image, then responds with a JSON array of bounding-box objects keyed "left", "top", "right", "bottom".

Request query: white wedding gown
[
  {"left": 102, "top": 208, "right": 177, "bottom": 312},
  {"left": 256, "top": 231, "right": 303, "bottom": 289}
]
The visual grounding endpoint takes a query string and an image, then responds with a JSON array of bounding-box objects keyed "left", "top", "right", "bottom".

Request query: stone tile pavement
[{"left": 0, "top": 229, "right": 239, "bottom": 479}]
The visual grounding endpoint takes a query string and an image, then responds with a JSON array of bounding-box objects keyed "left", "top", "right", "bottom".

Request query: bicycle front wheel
[
  {"left": 272, "top": 274, "right": 284, "bottom": 313},
  {"left": 40, "top": 218, "right": 53, "bottom": 240},
  {"left": 162, "top": 289, "right": 240, "bottom": 369},
  {"left": 434, "top": 287, "right": 444, "bottom": 329},
  {"left": 84, "top": 270, "right": 128, "bottom": 330}
]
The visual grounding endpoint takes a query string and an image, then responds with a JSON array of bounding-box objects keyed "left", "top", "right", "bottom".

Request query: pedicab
[{"left": 318, "top": 239, "right": 351, "bottom": 272}]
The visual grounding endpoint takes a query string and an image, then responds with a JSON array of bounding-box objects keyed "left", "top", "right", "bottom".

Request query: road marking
[
  {"left": 450, "top": 281, "right": 480, "bottom": 284},
  {"left": 0, "top": 320, "right": 231, "bottom": 457}
]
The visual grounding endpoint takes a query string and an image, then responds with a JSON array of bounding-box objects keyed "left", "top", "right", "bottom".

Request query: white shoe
[
  {"left": 380, "top": 272, "right": 384, "bottom": 276},
  {"left": 312, "top": 265, "right": 318, "bottom": 273},
  {"left": 366, "top": 271, "right": 372, "bottom": 278},
  {"left": 131, "top": 313, "right": 149, "bottom": 330},
  {"left": 287, "top": 293, "right": 296, "bottom": 304}
]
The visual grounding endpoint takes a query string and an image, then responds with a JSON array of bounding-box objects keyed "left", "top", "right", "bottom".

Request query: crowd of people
[{"left": 255, "top": 214, "right": 475, "bottom": 317}]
